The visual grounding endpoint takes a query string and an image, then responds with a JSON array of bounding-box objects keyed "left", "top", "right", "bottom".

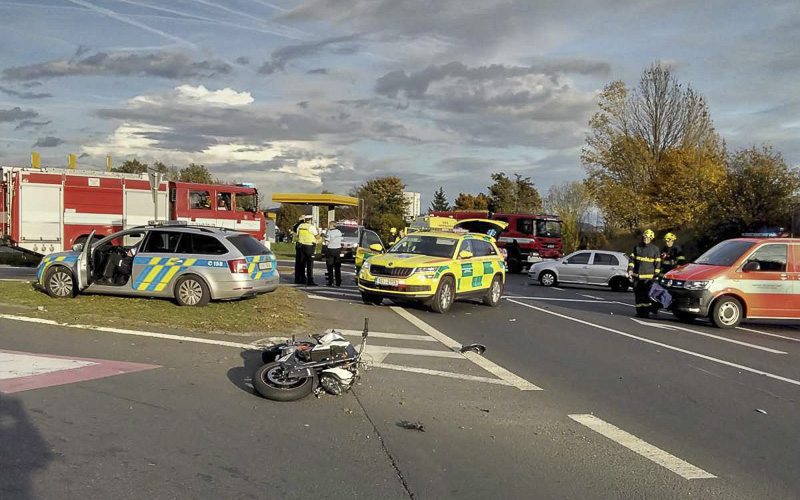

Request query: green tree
[
  {"left": 429, "top": 187, "right": 450, "bottom": 211},
  {"left": 582, "top": 62, "right": 721, "bottom": 231},
  {"left": 488, "top": 173, "right": 542, "bottom": 213},
  {"left": 353, "top": 176, "right": 408, "bottom": 242},
  {"left": 276, "top": 204, "right": 303, "bottom": 235},
  {"left": 178, "top": 163, "right": 215, "bottom": 184},
  {"left": 112, "top": 159, "right": 148, "bottom": 174},
  {"left": 702, "top": 146, "right": 800, "bottom": 242},
  {"left": 544, "top": 182, "right": 592, "bottom": 254},
  {"left": 453, "top": 192, "right": 490, "bottom": 211}
]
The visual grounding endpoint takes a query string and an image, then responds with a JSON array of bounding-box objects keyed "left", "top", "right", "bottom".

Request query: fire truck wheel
[
  {"left": 44, "top": 267, "right": 76, "bottom": 298},
  {"left": 174, "top": 275, "right": 210, "bottom": 307}
]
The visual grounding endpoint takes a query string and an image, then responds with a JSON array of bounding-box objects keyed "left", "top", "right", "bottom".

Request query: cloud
[
  {"left": 33, "top": 136, "right": 65, "bottom": 148},
  {"left": 78, "top": 152, "right": 90, "bottom": 158},
  {"left": 0, "top": 107, "right": 38, "bottom": 122},
  {"left": 258, "top": 34, "right": 360, "bottom": 75},
  {"left": 0, "top": 85, "right": 53, "bottom": 99},
  {"left": 308, "top": 68, "right": 328, "bottom": 75},
  {"left": 15, "top": 119, "right": 51, "bottom": 130},
  {"left": 235, "top": 56, "right": 250, "bottom": 65},
  {"left": 3, "top": 51, "right": 232, "bottom": 81}
]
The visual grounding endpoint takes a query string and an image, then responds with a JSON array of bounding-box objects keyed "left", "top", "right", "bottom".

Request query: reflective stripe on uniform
[
  {"left": 635, "top": 256, "right": 658, "bottom": 262},
  {"left": 633, "top": 273, "right": 655, "bottom": 279},
  {"left": 297, "top": 223, "right": 315, "bottom": 245}
]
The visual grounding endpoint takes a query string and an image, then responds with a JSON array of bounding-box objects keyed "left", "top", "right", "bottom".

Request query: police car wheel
[
  {"left": 539, "top": 271, "right": 557, "bottom": 287},
  {"left": 44, "top": 267, "right": 75, "bottom": 298},
  {"left": 431, "top": 276, "right": 455, "bottom": 313},
  {"left": 483, "top": 275, "right": 503, "bottom": 307},
  {"left": 710, "top": 297, "right": 742, "bottom": 329},
  {"left": 174, "top": 276, "right": 210, "bottom": 307}
]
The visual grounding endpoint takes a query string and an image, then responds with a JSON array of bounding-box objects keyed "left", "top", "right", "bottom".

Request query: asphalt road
[{"left": 2, "top": 266, "right": 800, "bottom": 499}]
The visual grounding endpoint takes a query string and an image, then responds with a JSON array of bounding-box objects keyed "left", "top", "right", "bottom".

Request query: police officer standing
[
  {"left": 628, "top": 229, "right": 661, "bottom": 318},
  {"left": 295, "top": 215, "right": 318, "bottom": 286},
  {"left": 324, "top": 221, "right": 343, "bottom": 287},
  {"left": 660, "top": 233, "right": 686, "bottom": 275}
]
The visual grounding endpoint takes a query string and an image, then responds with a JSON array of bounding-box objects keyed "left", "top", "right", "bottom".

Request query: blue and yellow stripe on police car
[
  {"left": 37, "top": 255, "right": 76, "bottom": 282},
  {"left": 132, "top": 257, "right": 198, "bottom": 292},
  {"left": 246, "top": 255, "right": 272, "bottom": 280}
]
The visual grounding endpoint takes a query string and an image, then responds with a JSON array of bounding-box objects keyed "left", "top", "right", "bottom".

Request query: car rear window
[{"left": 227, "top": 235, "right": 271, "bottom": 256}]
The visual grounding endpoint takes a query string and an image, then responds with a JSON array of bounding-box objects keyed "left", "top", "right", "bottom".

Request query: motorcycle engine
[{"left": 320, "top": 367, "right": 355, "bottom": 396}]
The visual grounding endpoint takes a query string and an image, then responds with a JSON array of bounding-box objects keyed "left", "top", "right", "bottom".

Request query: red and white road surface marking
[{"left": 0, "top": 349, "right": 160, "bottom": 394}]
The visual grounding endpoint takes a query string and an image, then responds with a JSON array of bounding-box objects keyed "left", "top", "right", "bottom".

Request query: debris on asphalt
[
  {"left": 343, "top": 408, "right": 353, "bottom": 415},
  {"left": 397, "top": 420, "right": 425, "bottom": 432},
  {"left": 509, "top": 318, "right": 516, "bottom": 322},
  {"left": 478, "top": 408, "right": 490, "bottom": 413},
  {"left": 459, "top": 343, "right": 486, "bottom": 355},
  {"left": 755, "top": 408, "right": 768, "bottom": 415}
]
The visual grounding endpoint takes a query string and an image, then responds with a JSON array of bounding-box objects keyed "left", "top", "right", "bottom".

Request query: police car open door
[
  {"left": 355, "top": 229, "right": 385, "bottom": 273},
  {"left": 76, "top": 230, "right": 96, "bottom": 291}
]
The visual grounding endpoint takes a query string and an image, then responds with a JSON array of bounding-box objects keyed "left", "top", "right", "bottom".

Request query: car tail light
[{"left": 228, "top": 258, "right": 248, "bottom": 273}]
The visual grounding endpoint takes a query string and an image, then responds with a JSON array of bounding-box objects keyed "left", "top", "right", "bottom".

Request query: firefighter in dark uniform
[
  {"left": 660, "top": 232, "right": 686, "bottom": 275},
  {"left": 628, "top": 229, "right": 661, "bottom": 318}
]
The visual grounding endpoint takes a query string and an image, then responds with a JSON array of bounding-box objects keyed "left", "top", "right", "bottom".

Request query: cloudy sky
[{"left": 0, "top": 0, "right": 797, "bottom": 208}]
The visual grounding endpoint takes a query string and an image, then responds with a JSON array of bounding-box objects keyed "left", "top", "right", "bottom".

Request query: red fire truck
[
  {"left": 430, "top": 211, "right": 563, "bottom": 273},
  {"left": 0, "top": 167, "right": 266, "bottom": 255}
]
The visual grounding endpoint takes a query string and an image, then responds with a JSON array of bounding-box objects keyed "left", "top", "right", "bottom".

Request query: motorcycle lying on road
[{"left": 253, "top": 319, "right": 369, "bottom": 402}]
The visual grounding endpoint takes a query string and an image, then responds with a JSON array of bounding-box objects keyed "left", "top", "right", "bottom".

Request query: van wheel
[
  {"left": 431, "top": 276, "right": 455, "bottom": 313},
  {"left": 610, "top": 277, "right": 630, "bottom": 292},
  {"left": 174, "top": 275, "right": 210, "bottom": 307},
  {"left": 44, "top": 267, "right": 76, "bottom": 298},
  {"left": 539, "top": 271, "right": 557, "bottom": 287},
  {"left": 710, "top": 297, "right": 743, "bottom": 329},
  {"left": 483, "top": 275, "right": 503, "bottom": 307}
]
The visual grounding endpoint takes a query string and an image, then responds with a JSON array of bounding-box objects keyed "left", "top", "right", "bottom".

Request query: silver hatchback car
[
  {"left": 528, "top": 250, "right": 631, "bottom": 292},
  {"left": 37, "top": 223, "right": 279, "bottom": 306}
]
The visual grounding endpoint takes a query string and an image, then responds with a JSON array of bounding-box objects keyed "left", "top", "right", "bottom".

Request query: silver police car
[{"left": 37, "top": 222, "right": 279, "bottom": 306}]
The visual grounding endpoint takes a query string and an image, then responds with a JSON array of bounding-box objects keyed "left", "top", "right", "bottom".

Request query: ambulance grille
[{"left": 370, "top": 265, "right": 414, "bottom": 277}]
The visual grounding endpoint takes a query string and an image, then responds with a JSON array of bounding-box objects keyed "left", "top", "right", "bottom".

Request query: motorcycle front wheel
[{"left": 253, "top": 362, "right": 314, "bottom": 402}]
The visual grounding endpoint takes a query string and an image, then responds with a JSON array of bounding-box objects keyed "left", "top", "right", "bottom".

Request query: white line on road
[
  {"left": 737, "top": 326, "right": 800, "bottom": 343},
  {"left": 504, "top": 297, "right": 609, "bottom": 304},
  {"left": 568, "top": 414, "right": 717, "bottom": 480},
  {"left": 390, "top": 306, "right": 542, "bottom": 391},
  {"left": 313, "top": 289, "right": 362, "bottom": 297},
  {"left": 373, "top": 362, "right": 515, "bottom": 386},
  {"left": 631, "top": 318, "right": 787, "bottom": 354},
  {"left": 506, "top": 299, "right": 800, "bottom": 387},
  {"left": 0, "top": 313, "right": 253, "bottom": 349},
  {"left": 553, "top": 287, "right": 565, "bottom": 291},
  {"left": 580, "top": 294, "right": 602, "bottom": 300},
  {"left": 306, "top": 294, "right": 359, "bottom": 303},
  {"left": 327, "top": 328, "right": 438, "bottom": 342},
  {"left": 365, "top": 345, "right": 464, "bottom": 359}
]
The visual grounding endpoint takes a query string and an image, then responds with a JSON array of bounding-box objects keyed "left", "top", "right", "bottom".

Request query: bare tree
[{"left": 544, "top": 182, "right": 592, "bottom": 253}]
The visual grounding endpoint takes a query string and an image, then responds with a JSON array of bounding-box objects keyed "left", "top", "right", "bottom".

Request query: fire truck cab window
[
  {"left": 217, "top": 192, "right": 232, "bottom": 211},
  {"left": 190, "top": 190, "right": 211, "bottom": 210},
  {"left": 516, "top": 218, "right": 534, "bottom": 235},
  {"left": 235, "top": 193, "right": 257, "bottom": 212}
]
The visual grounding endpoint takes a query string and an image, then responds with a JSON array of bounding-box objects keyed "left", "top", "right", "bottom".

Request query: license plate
[
  {"left": 545, "top": 244, "right": 555, "bottom": 249},
  {"left": 527, "top": 255, "right": 542, "bottom": 263},
  {"left": 376, "top": 277, "right": 398, "bottom": 286},
  {"left": 258, "top": 262, "right": 272, "bottom": 270}
]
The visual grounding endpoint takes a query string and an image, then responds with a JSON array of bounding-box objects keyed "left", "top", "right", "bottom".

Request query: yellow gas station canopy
[{"left": 271, "top": 193, "right": 359, "bottom": 207}]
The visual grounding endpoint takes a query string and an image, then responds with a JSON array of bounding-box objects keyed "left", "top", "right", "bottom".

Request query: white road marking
[
  {"left": 506, "top": 299, "right": 800, "bottom": 387},
  {"left": 306, "top": 294, "right": 357, "bottom": 303},
  {"left": 365, "top": 345, "right": 463, "bottom": 359},
  {"left": 327, "top": 329, "right": 438, "bottom": 342},
  {"left": 313, "top": 289, "right": 362, "bottom": 297},
  {"left": 0, "top": 352, "right": 96, "bottom": 379},
  {"left": 553, "top": 287, "right": 565, "bottom": 291},
  {"left": 390, "top": 306, "right": 542, "bottom": 391},
  {"left": 580, "top": 294, "right": 602, "bottom": 299},
  {"left": 373, "top": 362, "right": 515, "bottom": 386},
  {"left": 504, "top": 297, "right": 608, "bottom": 304},
  {"left": 569, "top": 414, "right": 717, "bottom": 480},
  {"left": 631, "top": 318, "right": 787, "bottom": 354},
  {"left": 0, "top": 313, "right": 254, "bottom": 349},
  {"left": 737, "top": 326, "right": 800, "bottom": 343}
]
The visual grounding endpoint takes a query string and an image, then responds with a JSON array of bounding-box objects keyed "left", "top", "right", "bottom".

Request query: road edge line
[{"left": 389, "top": 306, "right": 542, "bottom": 391}]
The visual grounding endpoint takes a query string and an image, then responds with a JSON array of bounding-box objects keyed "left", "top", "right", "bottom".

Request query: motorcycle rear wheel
[{"left": 253, "top": 362, "right": 314, "bottom": 402}]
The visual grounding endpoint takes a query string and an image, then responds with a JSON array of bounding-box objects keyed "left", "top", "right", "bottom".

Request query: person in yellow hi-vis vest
[{"left": 295, "top": 215, "right": 319, "bottom": 286}]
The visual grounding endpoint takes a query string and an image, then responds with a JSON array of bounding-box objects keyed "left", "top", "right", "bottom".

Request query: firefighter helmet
[
  {"left": 664, "top": 232, "right": 677, "bottom": 242},
  {"left": 643, "top": 229, "right": 655, "bottom": 239}
]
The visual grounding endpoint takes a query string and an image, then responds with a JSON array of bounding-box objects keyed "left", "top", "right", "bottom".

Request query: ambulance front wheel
[{"left": 174, "top": 275, "right": 211, "bottom": 307}]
